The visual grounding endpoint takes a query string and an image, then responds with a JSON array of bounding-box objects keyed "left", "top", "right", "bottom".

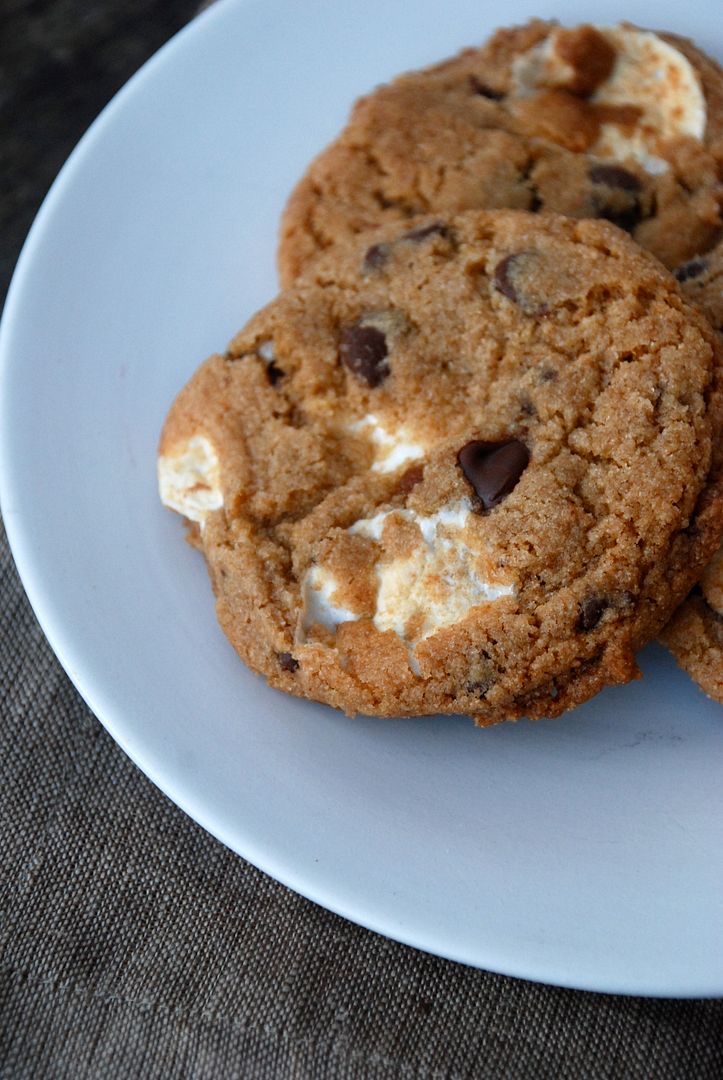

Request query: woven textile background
[{"left": 2, "top": 3, "right": 723, "bottom": 1076}]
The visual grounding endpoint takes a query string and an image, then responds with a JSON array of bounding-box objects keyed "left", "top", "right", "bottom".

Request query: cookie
[
  {"left": 278, "top": 21, "right": 723, "bottom": 286},
  {"left": 660, "top": 555, "right": 723, "bottom": 701},
  {"left": 159, "top": 210, "right": 723, "bottom": 725},
  {"left": 658, "top": 242, "right": 723, "bottom": 701},
  {"left": 675, "top": 240, "right": 723, "bottom": 332}
]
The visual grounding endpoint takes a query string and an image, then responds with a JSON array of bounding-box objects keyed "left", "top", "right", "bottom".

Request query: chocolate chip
[
  {"left": 589, "top": 164, "right": 642, "bottom": 193},
  {"left": 493, "top": 254, "right": 522, "bottom": 304},
  {"left": 577, "top": 596, "right": 608, "bottom": 632},
  {"left": 277, "top": 652, "right": 299, "bottom": 672},
  {"left": 598, "top": 203, "right": 642, "bottom": 233},
  {"left": 339, "top": 323, "right": 390, "bottom": 387},
  {"left": 492, "top": 253, "right": 547, "bottom": 315},
  {"left": 397, "top": 463, "right": 424, "bottom": 495},
  {"left": 529, "top": 189, "right": 543, "bottom": 213},
  {"left": 588, "top": 164, "right": 644, "bottom": 232},
  {"left": 363, "top": 243, "right": 390, "bottom": 272},
  {"left": 468, "top": 74, "right": 504, "bottom": 100},
  {"left": 402, "top": 222, "right": 452, "bottom": 243},
  {"left": 675, "top": 257, "right": 707, "bottom": 283},
  {"left": 266, "top": 360, "right": 285, "bottom": 385},
  {"left": 457, "top": 439, "right": 529, "bottom": 511}
]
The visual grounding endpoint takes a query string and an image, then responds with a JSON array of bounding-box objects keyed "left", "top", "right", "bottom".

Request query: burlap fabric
[{"left": 2, "top": 4, "right": 723, "bottom": 1076}]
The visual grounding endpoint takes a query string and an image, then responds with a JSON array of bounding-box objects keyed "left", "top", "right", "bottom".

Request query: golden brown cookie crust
[
  {"left": 278, "top": 21, "right": 723, "bottom": 286},
  {"left": 658, "top": 241, "right": 723, "bottom": 703},
  {"left": 660, "top": 595, "right": 723, "bottom": 701},
  {"left": 161, "top": 211, "right": 723, "bottom": 724}
]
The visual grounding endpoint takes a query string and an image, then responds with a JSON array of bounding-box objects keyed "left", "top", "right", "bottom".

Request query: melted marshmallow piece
[
  {"left": 513, "top": 25, "right": 706, "bottom": 173},
  {"left": 301, "top": 566, "right": 359, "bottom": 633},
  {"left": 257, "top": 340, "right": 275, "bottom": 361},
  {"left": 299, "top": 499, "right": 514, "bottom": 655},
  {"left": 700, "top": 545, "right": 723, "bottom": 614},
  {"left": 351, "top": 500, "right": 514, "bottom": 643},
  {"left": 349, "top": 414, "right": 426, "bottom": 473},
  {"left": 158, "top": 434, "right": 223, "bottom": 524}
]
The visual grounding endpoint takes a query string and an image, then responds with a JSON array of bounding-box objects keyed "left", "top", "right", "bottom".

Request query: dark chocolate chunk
[
  {"left": 492, "top": 253, "right": 547, "bottom": 315},
  {"left": 589, "top": 163, "right": 642, "bottom": 193},
  {"left": 493, "top": 254, "right": 522, "bottom": 304},
  {"left": 457, "top": 439, "right": 529, "bottom": 510},
  {"left": 363, "top": 243, "right": 390, "bottom": 272},
  {"left": 277, "top": 652, "right": 299, "bottom": 672},
  {"left": 675, "top": 257, "right": 707, "bottom": 283},
  {"left": 468, "top": 74, "right": 505, "bottom": 100},
  {"left": 266, "top": 360, "right": 285, "bottom": 385},
  {"left": 402, "top": 222, "right": 452, "bottom": 243},
  {"left": 589, "top": 164, "right": 643, "bottom": 232},
  {"left": 598, "top": 203, "right": 642, "bottom": 233},
  {"left": 577, "top": 595, "right": 608, "bottom": 632},
  {"left": 339, "top": 323, "right": 390, "bottom": 387}
]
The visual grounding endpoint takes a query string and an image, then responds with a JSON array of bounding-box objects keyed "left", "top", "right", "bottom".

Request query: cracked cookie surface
[
  {"left": 160, "top": 211, "right": 723, "bottom": 724},
  {"left": 278, "top": 20, "right": 723, "bottom": 287}
]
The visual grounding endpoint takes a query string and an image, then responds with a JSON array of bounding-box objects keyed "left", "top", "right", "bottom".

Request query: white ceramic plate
[{"left": 2, "top": 0, "right": 723, "bottom": 996}]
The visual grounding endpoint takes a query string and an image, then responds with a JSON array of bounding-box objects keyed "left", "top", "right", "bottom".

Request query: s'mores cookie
[
  {"left": 160, "top": 211, "right": 723, "bottom": 723},
  {"left": 278, "top": 21, "right": 723, "bottom": 285}
]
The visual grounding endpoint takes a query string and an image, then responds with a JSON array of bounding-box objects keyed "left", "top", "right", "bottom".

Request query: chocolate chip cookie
[
  {"left": 675, "top": 241, "right": 723, "bottom": 333},
  {"left": 660, "top": 554, "right": 723, "bottom": 702},
  {"left": 160, "top": 210, "right": 723, "bottom": 725},
  {"left": 278, "top": 21, "right": 723, "bottom": 286},
  {"left": 659, "top": 242, "right": 723, "bottom": 701}
]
